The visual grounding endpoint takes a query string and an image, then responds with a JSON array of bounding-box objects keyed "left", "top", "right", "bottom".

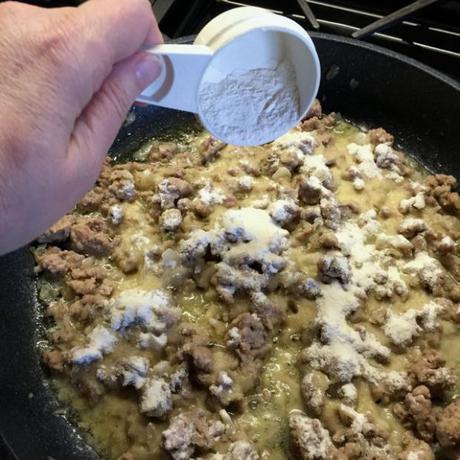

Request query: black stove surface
[
  {"left": 5, "top": 0, "right": 459, "bottom": 79},
  {"left": 157, "top": 0, "right": 460, "bottom": 80},
  {"left": 0, "top": 436, "right": 16, "bottom": 460}
]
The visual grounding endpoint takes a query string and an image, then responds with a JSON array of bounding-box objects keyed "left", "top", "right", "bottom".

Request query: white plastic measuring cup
[{"left": 137, "top": 6, "right": 320, "bottom": 146}]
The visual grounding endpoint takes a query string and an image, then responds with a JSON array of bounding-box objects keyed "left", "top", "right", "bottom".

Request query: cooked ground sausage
[
  {"left": 34, "top": 106, "right": 460, "bottom": 460},
  {"left": 436, "top": 400, "right": 460, "bottom": 449},
  {"left": 70, "top": 217, "right": 114, "bottom": 257}
]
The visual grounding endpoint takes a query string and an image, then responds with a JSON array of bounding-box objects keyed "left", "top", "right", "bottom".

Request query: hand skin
[{"left": 0, "top": 0, "right": 163, "bottom": 255}]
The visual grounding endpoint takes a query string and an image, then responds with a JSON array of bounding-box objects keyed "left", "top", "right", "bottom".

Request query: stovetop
[
  {"left": 155, "top": 0, "right": 460, "bottom": 80},
  {"left": 9, "top": 0, "right": 460, "bottom": 78}
]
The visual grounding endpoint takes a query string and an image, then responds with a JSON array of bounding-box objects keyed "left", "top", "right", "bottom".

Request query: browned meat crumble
[{"left": 34, "top": 101, "right": 460, "bottom": 460}]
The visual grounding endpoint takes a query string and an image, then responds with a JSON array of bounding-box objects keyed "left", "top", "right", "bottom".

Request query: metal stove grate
[{"left": 155, "top": 0, "right": 460, "bottom": 79}]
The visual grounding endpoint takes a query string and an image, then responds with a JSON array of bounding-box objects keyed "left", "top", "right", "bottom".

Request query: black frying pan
[{"left": 0, "top": 33, "right": 459, "bottom": 460}]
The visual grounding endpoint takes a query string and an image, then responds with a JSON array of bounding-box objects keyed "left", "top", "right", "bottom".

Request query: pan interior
[{"left": 0, "top": 33, "right": 459, "bottom": 460}]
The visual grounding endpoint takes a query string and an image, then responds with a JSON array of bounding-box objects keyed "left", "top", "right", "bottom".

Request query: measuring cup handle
[{"left": 137, "top": 44, "right": 213, "bottom": 113}]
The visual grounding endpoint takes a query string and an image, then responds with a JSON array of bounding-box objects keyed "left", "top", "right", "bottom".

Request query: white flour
[{"left": 198, "top": 60, "right": 300, "bottom": 146}]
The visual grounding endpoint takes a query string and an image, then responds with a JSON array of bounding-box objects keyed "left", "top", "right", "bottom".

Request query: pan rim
[{"left": 169, "top": 32, "right": 459, "bottom": 91}]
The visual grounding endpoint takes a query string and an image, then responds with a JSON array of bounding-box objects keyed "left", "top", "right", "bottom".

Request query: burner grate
[{"left": 156, "top": 0, "right": 460, "bottom": 79}]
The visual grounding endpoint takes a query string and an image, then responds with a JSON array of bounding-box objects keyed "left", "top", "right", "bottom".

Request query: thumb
[{"left": 67, "top": 52, "right": 161, "bottom": 186}]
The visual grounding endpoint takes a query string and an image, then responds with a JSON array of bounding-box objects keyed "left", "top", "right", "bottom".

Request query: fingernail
[{"left": 135, "top": 53, "right": 162, "bottom": 89}]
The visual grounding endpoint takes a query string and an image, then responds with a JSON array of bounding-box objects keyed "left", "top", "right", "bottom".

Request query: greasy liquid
[{"left": 45, "top": 121, "right": 460, "bottom": 460}]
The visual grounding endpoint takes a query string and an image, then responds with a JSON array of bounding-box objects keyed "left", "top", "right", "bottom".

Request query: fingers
[
  {"left": 66, "top": 51, "right": 161, "bottom": 194},
  {"left": 73, "top": 0, "right": 162, "bottom": 113},
  {"left": 78, "top": 0, "right": 163, "bottom": 63},
  {"left": 47, "top": 0, "right": 163, "bottom": 130},
  {"left": 40, "top": 0, "right": 163, "bottom": 200}
]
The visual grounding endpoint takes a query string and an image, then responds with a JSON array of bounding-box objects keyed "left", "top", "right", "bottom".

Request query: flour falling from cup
[{"left": 198, "top": 60, "right": 300, "bottom": 146}]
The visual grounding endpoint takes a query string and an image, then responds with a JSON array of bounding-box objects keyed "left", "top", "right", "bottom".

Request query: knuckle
[
  {"left": 128, "top": 0, "right": 151, "bottom": 10},
  {"left": 125, "top": 0, "right": 154, "bottom": 20},
  {"left": 0, "top": 2, "right": 20, "bottom": 27},
  {"left": 140, "top": 0, "right": 156, "bottom": 21},
  {"left": 36, "top": 11, "right": 79, "bottom": 68},
  {"left": 0, "top": 2, "right": 18, "bottom": 16},
  {"left": 139, "top": 0, "right": 154, "bottom": 11}
]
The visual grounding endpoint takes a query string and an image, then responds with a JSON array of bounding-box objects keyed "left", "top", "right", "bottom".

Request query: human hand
[{"left": 0, "top": 0, "right": 162, "bottom": 254}]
